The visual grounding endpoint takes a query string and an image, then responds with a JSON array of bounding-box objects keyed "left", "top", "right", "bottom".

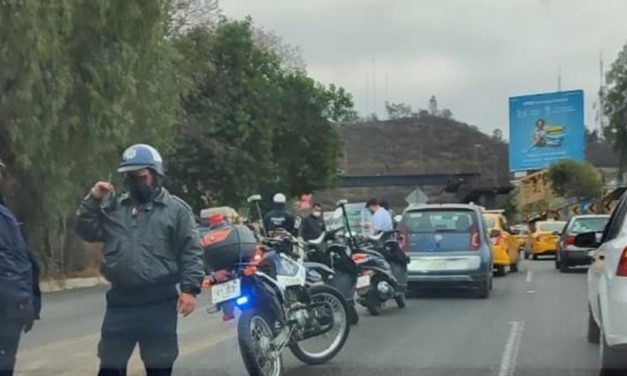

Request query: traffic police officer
[
  {"left": 0, "top": 158, "right": 40, "bottom": 376},
  {"left": 75, "top": 144, "right": 204, "bottom": 376},
  {"left": 263, "top": 193, "right": 296, "bottom": 234}
]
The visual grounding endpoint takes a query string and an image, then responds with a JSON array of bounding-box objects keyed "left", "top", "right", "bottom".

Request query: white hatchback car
[{"left": 580, "top": 195, "right": 627, "bottom": 375}]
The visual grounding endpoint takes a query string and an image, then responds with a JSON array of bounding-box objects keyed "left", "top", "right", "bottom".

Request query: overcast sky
[{"left": 220, "top": 0, "right": 627, "bottom": 138}]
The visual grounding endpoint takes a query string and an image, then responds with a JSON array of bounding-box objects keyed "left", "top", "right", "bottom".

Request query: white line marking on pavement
[
  {"left": 525, "top": 270, "right": 533, "bottom": 283},
  {"left": 498, "top": 321, "right": 524, "bottom": 376}
]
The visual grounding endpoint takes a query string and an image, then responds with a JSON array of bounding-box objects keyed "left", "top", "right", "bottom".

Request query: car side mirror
[
  {"left": 490, "top": 229, "right": 501, "bottom": 238},
  {"left": 574, "top": 232, "right": 601, "bottom": 248}
]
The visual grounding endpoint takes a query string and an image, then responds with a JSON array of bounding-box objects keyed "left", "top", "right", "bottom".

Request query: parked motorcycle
[
  {"left": 335, "top": 200, "right": 408, "bottom": 315},
  {"left": 202, "top": 195, "right": 351, "bottom": 376},
  {"left": 304, "top": 226, "right": 360, "bottom": 325}
]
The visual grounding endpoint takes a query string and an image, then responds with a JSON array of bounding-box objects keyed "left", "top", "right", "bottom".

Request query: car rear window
[
  {"left": 402, "top": 209, "right": 480, "bottom": 252},
  {"left": 570, "top": 217, "right": 609, "bottom": 234},
  {"left": 537, "top": 222, "right": 566, "bottom": 233}
]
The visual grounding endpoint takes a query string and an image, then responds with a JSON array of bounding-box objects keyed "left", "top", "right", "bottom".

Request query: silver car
[
  {"left": 578, "top": 195, "right": 627, "bottom": 374},
  {"left": 555, "top": 214, "right": 609, "bottom": 273}
]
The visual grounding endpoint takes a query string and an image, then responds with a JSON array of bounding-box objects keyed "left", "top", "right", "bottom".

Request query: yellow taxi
[
  {"left": 482, "top": 211, "right": 520, "bottom": 276},
  {"left": 527, "top": 220, "right": 566, "bottom": 259},
  {"left": 511, "top": 225, "right": 530, "bottom": 251}
]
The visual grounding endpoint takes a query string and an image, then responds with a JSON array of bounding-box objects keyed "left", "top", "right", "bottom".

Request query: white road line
[
  {"left": 525, "top": 270, "right": 533, "bottom": 283},
  {"left": 498, "top": 321, "right": 524, "bottom": 376}
]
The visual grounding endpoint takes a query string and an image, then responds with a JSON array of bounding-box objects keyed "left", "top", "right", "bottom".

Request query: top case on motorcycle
[{"left": 201, "top": 224, "right": 258, "bottom": 272}]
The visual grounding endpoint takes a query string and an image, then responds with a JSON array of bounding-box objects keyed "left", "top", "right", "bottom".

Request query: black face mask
[{"left": 125, "top": 174, "right": 154, "bottom": 203}]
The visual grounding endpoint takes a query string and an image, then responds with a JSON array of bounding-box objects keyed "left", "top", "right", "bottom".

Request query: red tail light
[
  {"left": 564, "top": 235, "right": 576, "bottom": 246},
  {"left": 470, "top": 230, "right": 481, "bottom": 251},
  {"left": 399, "top": 228, "right": 408, "bottom": 252},
  {"left": 617, "top": 248, "right": 627, "bottom": 277},
  {"left": 352, "top": 253, "right": 368, "bottom": 264}
]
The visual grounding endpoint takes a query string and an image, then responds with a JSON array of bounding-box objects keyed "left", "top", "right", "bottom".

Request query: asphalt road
[{"left": 15, "top": 258, "right": 599, "bottom": 376}]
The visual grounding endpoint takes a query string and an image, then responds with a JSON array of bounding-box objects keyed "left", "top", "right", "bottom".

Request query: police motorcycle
[
  {"left": 201, "top": 195, "right": 350, "bottom": 376},
  {"left": 334, "top": 201, "right": 408, "bottom": 316},
  {"left": 303, "top": 203, "right": 360, "bottom": 325}
]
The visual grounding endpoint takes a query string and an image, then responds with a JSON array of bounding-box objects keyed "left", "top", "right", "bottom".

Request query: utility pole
[
  {"left": 365, "top": 71, "right": 369, "bottom": 118},
  {"left": 372, "top": 58, "right": 376, "bottom": 118}
]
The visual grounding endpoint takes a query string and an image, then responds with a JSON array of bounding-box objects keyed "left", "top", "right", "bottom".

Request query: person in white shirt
[{"left": 366, "top": 198, "right": 393, "bottom": 232}]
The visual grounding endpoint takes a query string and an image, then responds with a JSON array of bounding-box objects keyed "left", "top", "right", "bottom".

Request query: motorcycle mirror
[
  {"left": 336, "top": 199, "right": 348, "bottom": 206},
  {"left": 394, "top": 215, "right": 402, "bottom": 223},
  {"left": 247, "top": 194, "right": 262, "bottom": 203}
]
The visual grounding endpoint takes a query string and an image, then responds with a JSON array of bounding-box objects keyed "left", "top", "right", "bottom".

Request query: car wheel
[
  {"left": 600, "top": 329, "right": 627, "bottom": 375},
  {"left": 510, "top": 260, "right": 518, "bottom": 273},
  {"left": 559, "top": 258, "right": 569, "bottom": 273},
  {"left": 555, "top": 253, "right": 561, "bottom": 269},
  {"left": 474, "top": 280, "right": 490, "bottom": 299},
  {"left": 588, "top": 306, "right": 600, "bottom": 344},
  {"left": 494, "top": 265, "right": 506, "bottom": 277}
]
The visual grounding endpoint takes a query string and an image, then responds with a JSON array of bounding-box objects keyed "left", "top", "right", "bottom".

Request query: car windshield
[
  {"left": 570, "top": 217, "right": 609, "bottom": 234},
  {"left": 538, "top": 222, "right": 566, "bottom": 233}
]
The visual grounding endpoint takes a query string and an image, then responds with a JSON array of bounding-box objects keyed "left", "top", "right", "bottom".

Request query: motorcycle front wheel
[
  {"left": 289, "top": 285, "right": 350, "bottom": 365},
  {"left": 238, "top": 309, "right": 283, "bottom": 376}
]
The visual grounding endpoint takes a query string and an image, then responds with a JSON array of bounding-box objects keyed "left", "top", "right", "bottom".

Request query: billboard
[{"left": 509, "top": 90, "right": 584, "bottom": 172}]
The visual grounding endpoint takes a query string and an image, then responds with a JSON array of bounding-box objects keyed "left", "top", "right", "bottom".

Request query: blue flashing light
[{"left": 236, "top": 296, "right": 249, "bottom": 306}]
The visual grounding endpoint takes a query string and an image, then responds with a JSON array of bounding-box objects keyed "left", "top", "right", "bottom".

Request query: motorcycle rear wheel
[
  {"left": 238, "top": 309, "right": 283, "bottom": 376},
  {"left": 365, "top": 288, "right": 384, "bottom": 315},
  {"left": 289, "top": 285, "right": 350, "bottom": 365}
]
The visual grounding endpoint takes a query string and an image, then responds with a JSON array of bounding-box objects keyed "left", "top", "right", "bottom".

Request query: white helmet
[{"left": 273, "top": 193, "right": 287, "bottom": 204}]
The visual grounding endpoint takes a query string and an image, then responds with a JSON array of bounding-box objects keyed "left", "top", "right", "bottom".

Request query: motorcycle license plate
[
  {"left": 356, "top": 275, "right": 371, "bottom": 289},
  {"left": 211, "top": 279, "right": 241, "bottom": 304}
]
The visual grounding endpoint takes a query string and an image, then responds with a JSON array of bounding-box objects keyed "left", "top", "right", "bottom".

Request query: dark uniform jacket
[
  {"left": 300, "top": 215, "right": 326, "bottom": 241},
  {"left": 75, "top": 188, "right": 204, "bottom": 295}
]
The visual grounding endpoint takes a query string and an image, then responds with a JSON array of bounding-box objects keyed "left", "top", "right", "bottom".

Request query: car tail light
[
  {"left": 399, "top": 228, "right": 408, "bottom": 252},
  {"left": 352, "top": 253, "right": 368, "bottom": 264},
  {"left": 470, "top": 230, "right": 481, "bottom": 251},
  {"left": 617, "top": 247, "right": 627, "bottom": 277},
  {"left": 564, "top": 235, "right": 576, "bottom": 246}
]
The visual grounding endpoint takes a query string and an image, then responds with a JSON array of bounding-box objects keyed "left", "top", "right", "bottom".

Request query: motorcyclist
[{"left": 263, "top": 193, "right": 296, "bottom": 234}]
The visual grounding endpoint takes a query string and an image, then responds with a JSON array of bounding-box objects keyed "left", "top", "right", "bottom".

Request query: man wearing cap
[{"left": 75, "top": 144, "right": 204, "bottom": 376}]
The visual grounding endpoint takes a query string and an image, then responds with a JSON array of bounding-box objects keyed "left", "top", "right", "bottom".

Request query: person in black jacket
[
  {"left": 263, "top": 193, "right": 296, "bottom": 234},
  {"left": 300, "top": 203, "right": 326, "bottom": 241},
  {"left": 0, "top": 159, "right": 40, "bottom": 376},
  {"left": 75, "top": 145, "right": 204, "bottom": 376}
]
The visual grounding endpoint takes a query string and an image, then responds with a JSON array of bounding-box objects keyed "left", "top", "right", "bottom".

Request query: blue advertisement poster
[{"left": 509, "top": 90, "right": 584, "bottom": 172}]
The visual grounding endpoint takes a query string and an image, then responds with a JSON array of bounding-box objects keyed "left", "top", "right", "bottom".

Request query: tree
[
  {"left": 167, "top": 20, "right": 352, "bottom": 209},
  {"left": 492, "top": 128, "right": 503, "bottom": 141},
  {"left": 0, "top": 0, "right": 182, "bottom": 275},
  {"left": 603, "top": 43, "right": 627, "bottom": 177},
  {"left": 441, "top": 108, "right": 453, "bottom": 119},
  {"left": 547, "top": 160, "right": 604, "bottom": 200},
  {"left": 385, "top": 101, "right": 412, "bottom": 120}
]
